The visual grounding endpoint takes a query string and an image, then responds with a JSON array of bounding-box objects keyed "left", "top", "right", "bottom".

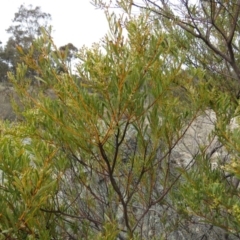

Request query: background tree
[
  {"left": 6, "top": 4, "right": 51, "bottom": 47},
  {"left": 0, "top": 44, "right": 10, "bottom": 82},
  {"left": 0, "top": 4, "right": 51, "bottom": 82},
  {"left": 57, "top": 42, "right": 78, "bottom": 73}
]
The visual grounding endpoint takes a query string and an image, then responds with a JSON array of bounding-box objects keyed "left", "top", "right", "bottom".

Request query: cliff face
[
  {"left": 172, "top": 109, "right": 239, "bottom": 179},
  {"left": 171, "top": 110, "right": 223, "bottom": 168}
]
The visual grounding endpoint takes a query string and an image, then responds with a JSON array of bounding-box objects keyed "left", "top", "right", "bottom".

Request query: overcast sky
[{"left": 0, "top": 0, "right": 110, "bottom": 48}]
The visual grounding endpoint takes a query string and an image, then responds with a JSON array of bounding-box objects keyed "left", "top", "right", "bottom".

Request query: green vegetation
[{"left": 1, "top": 1, "right": 240, "bottom": 239}]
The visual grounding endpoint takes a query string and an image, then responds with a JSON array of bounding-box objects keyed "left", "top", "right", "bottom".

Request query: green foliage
[
  {"left": 2, "top": 1, "right": 240, "bottom": 239},
  {"left": 173, "top": 155, "right": 240, "bottom": 233},
  {"left": 0, "top": 121, "right": 59, "bottom": 239},
  {"left": 5, "top": 8, "right": 211, "bottom": 239}
]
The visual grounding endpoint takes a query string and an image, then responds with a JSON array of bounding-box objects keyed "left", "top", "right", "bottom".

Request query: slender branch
[
  {"left": 227, "top": 0, "right": 240, "bottom": 44},
  {"left": 133, "top": 0, "right": 240, "bottom": 82},
  {"left": 98, "top": 142, "right": 133, "bottom": 236}
]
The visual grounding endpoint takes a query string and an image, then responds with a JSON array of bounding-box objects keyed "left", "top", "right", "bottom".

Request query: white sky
[{"left": 0, "top": 0, "right": 110, "bottom": 49}]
